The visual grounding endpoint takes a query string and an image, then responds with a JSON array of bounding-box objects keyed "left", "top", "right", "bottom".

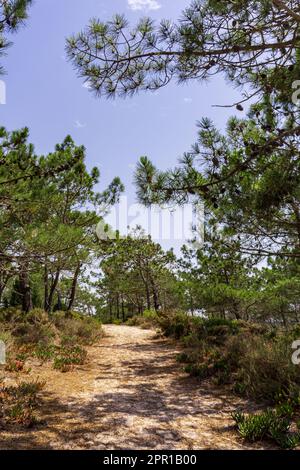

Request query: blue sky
[{"left": 1, "top": 0, "right": 243, "bottom": 249}]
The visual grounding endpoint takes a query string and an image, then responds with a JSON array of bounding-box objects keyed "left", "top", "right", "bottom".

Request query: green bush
[
  {"left": 143, "top": 309, "right": 159, "bottom": 321},
  {"left": 160, "top": 313, "right": 300, "bottom": 406},
  {"left": 0, "top": 309, "right": 103, "bottom": 376},
  {"left": 159, "top": 313, "right": 241, "bottom": 341},
  {"left": 228, "top": 334, "right": 300, "bottom": 404},
  {"left": 53, "top": 345, "right": 87, "bottom": 372},
  {"left": 0, "top": 307, "right": 22, "bottom": 323},
  {"left": 0, "top": 379, "right": 45, "bottom": 428},
  {"left": 34, "top": 343, "right": 57, "bottom": 361},
  {"left": 25, "top": 309, "right": 49, "bottom": 325},
  {"left": 55, "top": 316, "right": 103, "bottom": 346},
  {"left": 184, "top": 363, "right": 214, "bottom": 379},
  {"left": 159, "top": 312, "right": 191, "bottom": 339},
  {"left": 12, "top": 322, "right": 55, "bottom": 347},
  {"left": 126, "top": 310, "right": 159, "bottom": 329},
  {"left": 233, "top": 404, "right": 300, "bottom": 449},
  {"left": 176, "top": 352, "right": 192, "bottom": 363}
]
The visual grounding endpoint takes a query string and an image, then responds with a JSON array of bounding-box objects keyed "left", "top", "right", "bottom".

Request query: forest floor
[{"left": 0, "top": 324, "right": 275, "bottom": 450}]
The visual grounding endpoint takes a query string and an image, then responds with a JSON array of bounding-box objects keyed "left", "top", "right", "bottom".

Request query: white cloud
[
  {"left": 74, "top": 120, "right": 86, "bottom": 129},
  {"left": 128, "top": 0, "right": 161, "bottom": 11}
]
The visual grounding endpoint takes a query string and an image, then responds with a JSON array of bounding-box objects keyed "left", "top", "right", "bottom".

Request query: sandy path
[{"left": 0, "top": 325, "right": 273, "bottom": 450}]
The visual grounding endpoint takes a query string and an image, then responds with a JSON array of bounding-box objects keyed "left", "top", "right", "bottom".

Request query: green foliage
[
  {"left": 53, "top": 345, "right": 87, "bottom": 372},
  {"left": 0, "top": 308, "right": 103, "bottom": 375},
  {"left": 96, "top": 229, "right": 177, "bottom": 322},
  {"left": 34, "top": 344, "right": 56, "bottom": 362},
  {"left": 11, "top": 322, "right": 55, "bottom": 347},
  {"left": 161, "top": 312, "right": 300, "bottom": 406},
  {"left": 0, "top": 0, "right": 32, "bottom": 72},
  {"left": 55, "top": 316, "right": 103, "bottom": 346},
  {"left": 233, "top": 405, "right": 300, "bottom": 449},
  {"left": 67, "top": 1, "right": 297, "bottom": 98},
  {"left": 126, "top": 309, "right": 160, "bottom": 329},
  {"left": 0, "top": 379, "right": 45, "bottom": 428},
  {"left": 160, "top": 313, "right": 241, "bottom": 341},
  {"left": 142, "top": 309, "right": 159, "bottom": 321},
  {"left": 176, "top": 352, "right": 192, "bottom": 363},
  {"left": 0, "top": 127, "right": 123, "bottom": 315},
  {"left": 229, "top": 333, "right": 300, "bottom": 404},
  {"left": 159, "top": 312, "right": 191, "bottom": 339}
]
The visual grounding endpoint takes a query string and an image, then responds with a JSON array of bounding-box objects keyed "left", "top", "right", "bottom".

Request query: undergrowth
[{"left": 159, "top": 311, "right": 300, "bottom": 449}]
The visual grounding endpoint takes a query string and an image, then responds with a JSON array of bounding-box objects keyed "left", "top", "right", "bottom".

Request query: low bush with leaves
[
  {"left": 52, "top": 311, "right": 103, "bottom": 345},
  {"left": 126, "top": 309, "right": 160, "bottom": 329},
  {"left": 162, "top": 312, "right": 300, "bottom": 405},
  {"left": 232, "top": 404, "right": 300, "bottom": 449},
  {"left": 0, "top": 308, "right": 103, "bottom": 374},
  {"left": 53, "top": 345, "right": 87, "bottom": 372},
  {"left": 0, "top": 379, "right": 45, "bottom": 428},
  {"left": 161, "top": 311, "right": 300, "bottom": 447}
]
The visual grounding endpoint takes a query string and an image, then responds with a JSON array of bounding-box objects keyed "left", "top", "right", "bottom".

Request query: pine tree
[
  {"left": 67, "top": 1, "right": 300, "bottom": 99},
  {"left": 0, "top": 0, "right": 32, "bottom": 71}
]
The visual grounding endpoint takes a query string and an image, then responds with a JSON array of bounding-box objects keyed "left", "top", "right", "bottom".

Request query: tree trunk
[
  {"left": 43, "top": 260, "right": 49, "bottom": 311},
  {"left": 121, "top": 296, "right": 125, "bottom": 322},
  {"left": 116, "top": 294, "right": 120, "bottom": 319},
  {"left": 67, "top": 263, "right": 81, "bottom": 311},
  {"left": 146, "top": 286, "right": 151, "bottom": 310},
  {"left": 19, "top": 267, "right": 32, "bottom": 313},
  {"left": 47, "top": 269, "right": 60, "bottom": 313},
  {"left": 150, "top": 278, "right": 160, "bottom": 312},
  {"left": 0, "top": 277, "right": 7, "bottom": 305},
  {"left": 109, "top": 299, "right": 113, "bottom": 322}
]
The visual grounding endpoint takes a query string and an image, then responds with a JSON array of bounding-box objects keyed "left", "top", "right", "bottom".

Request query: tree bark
[
  {"left": 150, "top": 277, "right": 160, "bottom": 312},
  {"left": 47, "top": 269, "right": 60, "bottom": 313},
  {"left": 116, "top": 294, "right": 120, "bottom": 319},
  {"left": 19, "top": 267, "right": 33, "bottom": 313},
  {"left": 121, "top": 296, "right": 125, "bottom": 322},
  {"left": 67, "top": 263, "right": 81, "bottom": 311},
  {"left": 43, "top": 259, "right": 49, "bottom": 311}
]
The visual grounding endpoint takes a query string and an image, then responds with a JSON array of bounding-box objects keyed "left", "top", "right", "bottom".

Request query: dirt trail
[{"left": 0, "top": 325, "right": 273, "bottom": 450}]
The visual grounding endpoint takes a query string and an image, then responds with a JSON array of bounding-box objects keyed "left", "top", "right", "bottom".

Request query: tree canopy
[
  {"left": 67, "top": 0, "right": 300, "bottom": 98},
  {"left": 0, "top": 0, "right": 32, "bottom": 71}
]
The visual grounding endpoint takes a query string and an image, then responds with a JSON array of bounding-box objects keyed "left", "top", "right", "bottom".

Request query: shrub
[
  {"left": 176, "top": 352, "right": 192, "bottom": 363},
  {"left": 0, "top": 379, "right": 45, "bottom": 428},
  {"left": 34, "top": 343, "right": 57, "bottom": 362},
  {"left": 228, "top": 334, "right": 300, "bottom": 404},
  {"left": 0, "top": 308, "right": 22, "bottom": 323},
  {"left": 232, "top": 404, "right": 300, "bottom": 449},
  {"left": 5, "top": 358, "right": 25, "bottom": 372},
  {"left": 184, "top": 363, "right": 214, "bottom": 379},
  {"left": 25, "top": 309, "right": 49, "bottom": 325},
  {"left": 159, "top": 312, "right": 191, "bottom": 339},
  {"left": 55, "top": 316, "right": 103, "bottom": 346},
  {"left": 0, "top": 309, "right": 103, "bottom": 378},
  {"left": 159, "top": 313, "right": 242, "bottom": 341},
  {"left": 126, "top": 310, "right": 159, "bottom": 329},
  {"left": 11, "top": 322, "right": 55, "bottom": 347},
  {"left": 143, "top": 309, "right": 159, "bottom": 321},
  {"left": 161, "top": 313, "right": 300, "bottom": 406},
  {"left": 53, "top": 345, "right": 87, "bottom": 372}
]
